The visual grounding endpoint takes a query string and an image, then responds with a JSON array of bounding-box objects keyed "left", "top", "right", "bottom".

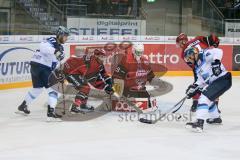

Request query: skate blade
[
  {"left": 185, "top": 124, "right": 192, "bottom": 129},
  {"left": 79, "top": 108, "right": 94, "bottom": 113},
  {"left": 80, "top": 109, "right": 93, "bottom": 113},
  {"left": 69, "top": 108, "right": 86, "bottom": 114},
  {"left": 69, "top": 107, "right": 86, "bottom": 114},
  {"left": 46, "top": 117, "right": 62, "bottom": 122},
  {"left": 185, "top": 125, "right": 203, "bottom": 133},
  {"left": 207, "top": 123, "right": 223, "bottom": 125},
  {"left": 15, "top": 111, "right": 29, "bottom": 116},
  {"left": 192, "top": 128, "right": 203, "bottom": 133},
  {"left": 69, "top": 110, "right": 86, "bottom": 114}
]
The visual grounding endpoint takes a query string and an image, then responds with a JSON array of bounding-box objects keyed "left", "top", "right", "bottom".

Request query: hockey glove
[
  {"left": 103, "top": 76, "right": 113, "bottom": 95},
  {"left": 104, "top": 77, "right": 113, "bottom": 86},
  {"left": 211, "top": 59, "right": 222, "bottom": 76},
  {"left": 54, "top": 68, "right": 65, "bottom": 83},
  {"left": 104, "top": 84, "right": 114, "bottom": 95},
  {"left": 66, "top": 74, "right": 85, "bottom": 90},
  {"left": 55, "top": 50, "right": 65, "bottom": 61},
  {"left": 207, "top": 34, "right": 219, "bottom": 48},
  {"left": 186, "top": 84, "right": 199, "bottom": 99}
]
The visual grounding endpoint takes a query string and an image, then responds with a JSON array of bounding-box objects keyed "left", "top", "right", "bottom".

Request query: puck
[{"left": 139, "top": 118, "right": 153, "bottom": 124}]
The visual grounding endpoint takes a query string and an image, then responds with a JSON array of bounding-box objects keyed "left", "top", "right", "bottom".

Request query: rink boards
[{"left": 0, "top": 35, "right": 240, "bottom": 89}]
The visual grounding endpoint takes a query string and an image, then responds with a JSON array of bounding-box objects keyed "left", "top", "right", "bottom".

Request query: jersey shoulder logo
[
  {"left": 205, "top": 52, "right": 211, "bottom": 57},
  {"left": 46, "top": 37, "right": 63, "bottom": 51}
]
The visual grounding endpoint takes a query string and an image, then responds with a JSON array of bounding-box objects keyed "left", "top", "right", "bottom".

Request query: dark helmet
[{"left": 56, "top": 26, "right": 70, "bottom": 37}]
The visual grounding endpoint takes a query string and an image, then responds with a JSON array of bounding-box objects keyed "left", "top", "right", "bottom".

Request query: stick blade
[{"left": 139, "top": 118, "right": 154, "bottom": 124}]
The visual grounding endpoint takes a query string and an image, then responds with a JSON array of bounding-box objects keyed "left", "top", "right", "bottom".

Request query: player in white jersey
[
  {"left": 17, "top": 26, "right": 70, "bottom": 120},
  {"left": 183, "top": 47, "right": 232, "bottom": 132}
]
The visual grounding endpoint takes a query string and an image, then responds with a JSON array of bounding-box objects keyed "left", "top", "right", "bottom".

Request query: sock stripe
[{"left": 197, "top": 104, "right": 209, "bottom": 110}]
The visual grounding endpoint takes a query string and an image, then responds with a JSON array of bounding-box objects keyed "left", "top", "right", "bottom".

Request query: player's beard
[{"left": 57, "top": 36, "right": 64, "bottom": 44}]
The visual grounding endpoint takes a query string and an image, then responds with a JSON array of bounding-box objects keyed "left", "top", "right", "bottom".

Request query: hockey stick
[
  {"left": 61, "top": 82, "right": 66, "bottom": 115},
  {"left": 139, "top": 96, "right": 187, "bottom": 124},
  {"left": 58, "top": 61, "right": 66, "bottom": 115},
  {"left": 139, "top": 75, "right": 213, "bottom": 124}
]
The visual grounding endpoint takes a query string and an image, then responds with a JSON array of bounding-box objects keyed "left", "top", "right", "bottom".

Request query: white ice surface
[{"left": 0, "top": 77, "right": 240, "bottom": 160}]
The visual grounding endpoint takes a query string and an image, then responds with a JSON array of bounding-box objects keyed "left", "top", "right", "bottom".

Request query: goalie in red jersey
[
  {"left": 176, "top": 33, "right": 221, "bottom": 117},
  {"left": 60, "top": 48, "right": 113, "bottom": 113},
  {"left": 112, "top": 43, "right": 155, "bottom": 108}
]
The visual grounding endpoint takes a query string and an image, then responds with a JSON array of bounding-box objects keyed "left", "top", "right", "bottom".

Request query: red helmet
[
  {"left": 93, "top": 48, "right": 106, "bottom": 56},
  {"left": 176, "top": 33, "right": 188, "bottom": 44}
]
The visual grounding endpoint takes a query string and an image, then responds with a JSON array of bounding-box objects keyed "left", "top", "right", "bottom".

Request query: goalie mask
[{"left": 132, "top": 43, "right": 144, "bottom": 61}]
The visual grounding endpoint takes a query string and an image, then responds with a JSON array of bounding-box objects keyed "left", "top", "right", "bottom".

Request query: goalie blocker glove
[
  {"left": 104, "top": 77, "right": 114, "bottom": 95},
  {"left": 186, "top": 83, "right": 200, "bottom": 99},
  {"left": 211, "top": 59, "right": 222, "bottom": 76}
]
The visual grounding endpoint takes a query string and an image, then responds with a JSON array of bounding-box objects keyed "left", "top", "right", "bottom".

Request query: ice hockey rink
[{"left": 0, "top": 76, "right": 239, "bottom": 160}]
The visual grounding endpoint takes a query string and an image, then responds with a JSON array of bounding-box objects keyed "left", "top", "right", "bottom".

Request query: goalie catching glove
[{"left": 186, "top": 83, "right": 200, "bottom": 99}]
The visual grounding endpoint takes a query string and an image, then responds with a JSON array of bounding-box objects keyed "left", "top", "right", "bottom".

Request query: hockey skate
[
  {"left": 186, "top": 119, "right": 204, "bottom": 133},
  {"left": 69, "top": 103, "right": 87, "bottom": 114},
  {"left": 16, "top": 101, "right": 30, "bottom": 115},
  {"left": 47, "top": 105, "right": 62, "bottom": 122},
  {"left": 206, "top": 117, "right": 222, "bottom": 124},
  {"left": 80, "top": 104, "right": 94, "bottom": 112}
]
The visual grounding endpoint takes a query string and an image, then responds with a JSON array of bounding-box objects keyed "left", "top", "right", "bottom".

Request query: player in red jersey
[
  {"left": 176, "top": 33, "right": 220, "bottom": 114},
  {"left": 177, "top": 33, "right": 219, "bottom": 59},
  {"left": 112, "top": 43, "right": 155, "bottom": 104},
  {"left": 61, "top": 48, "right": 113, "bottom": 113}
]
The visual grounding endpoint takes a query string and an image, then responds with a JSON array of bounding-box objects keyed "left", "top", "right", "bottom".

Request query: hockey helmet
[
  {"left": 176, "top": 33, "right": 188, "bottom": 47},
  {"left": 93, "top": 48, "right": 106, "bottom": 56},
  {"left": 132, "top": 43, "right": 144, "bottom": 57},
  {"left": 56, "top": 26, "right": 70, "bottom": 37}
]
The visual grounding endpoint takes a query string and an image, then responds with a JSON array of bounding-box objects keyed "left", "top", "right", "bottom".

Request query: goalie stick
[
  {"left": 112, "top": 91, "right": 144, "bottom": 113},
  {"left": 112, "top": 78, "right": 146, "bottom": 113}
]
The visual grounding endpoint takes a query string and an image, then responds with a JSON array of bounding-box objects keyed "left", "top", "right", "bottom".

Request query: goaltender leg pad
[{"left": 202, "top": 72, "right": 232, "bottom": 101}]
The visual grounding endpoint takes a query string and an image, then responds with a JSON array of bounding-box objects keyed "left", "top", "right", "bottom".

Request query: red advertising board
[{"left": 70, "top": 43, "right": 233, "bottom": 72}]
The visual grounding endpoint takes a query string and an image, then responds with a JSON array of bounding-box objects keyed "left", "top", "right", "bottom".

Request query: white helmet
[{"left": 132, "top": 43, "right": 144, "bottom": 58}]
